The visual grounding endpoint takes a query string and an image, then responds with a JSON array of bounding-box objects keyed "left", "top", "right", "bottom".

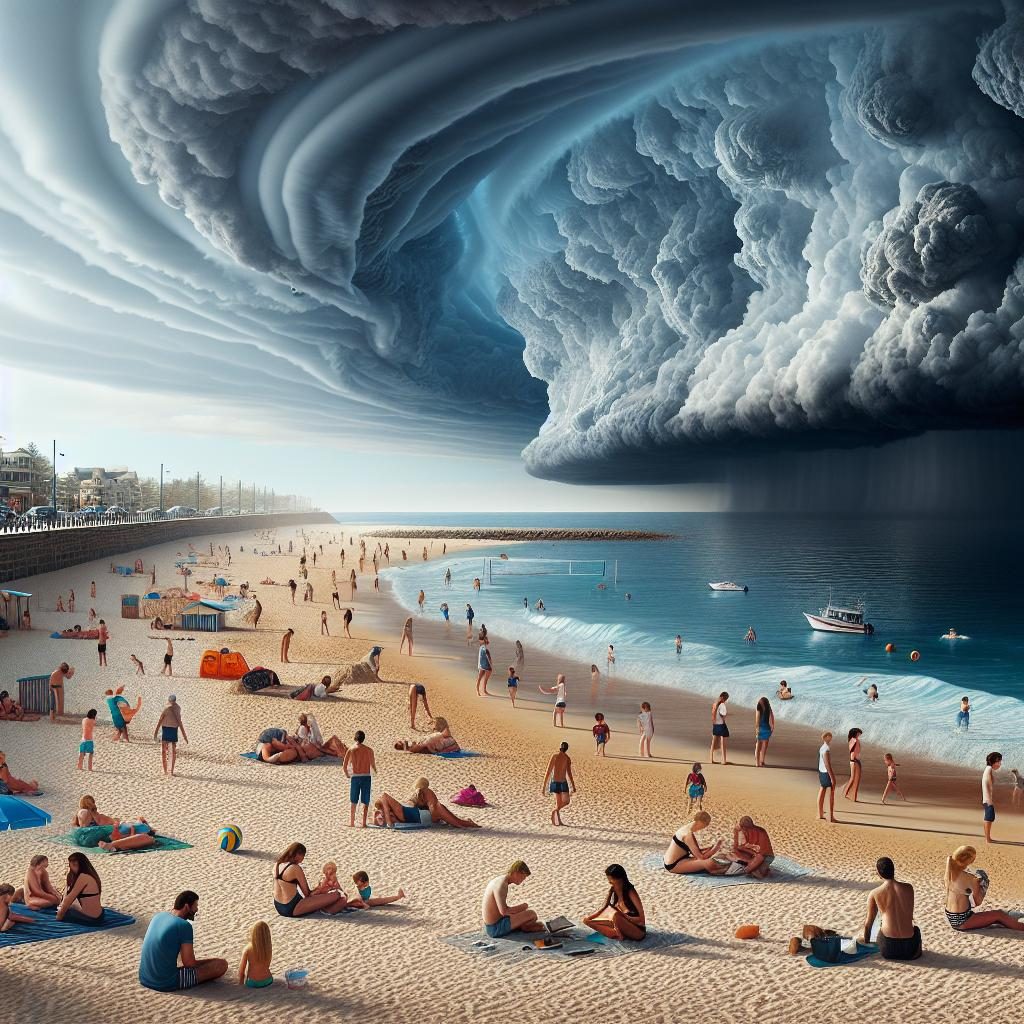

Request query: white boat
[
  {"left": 803, "top": 598, "right": 874, "bottom": 635},
  {"left": 708, "top": 581, "right": 748, "bottom": 592}
]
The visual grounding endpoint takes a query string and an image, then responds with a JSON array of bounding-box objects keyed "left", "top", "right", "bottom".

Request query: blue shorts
[
  {"left": 79, "top": 740, "right": 94, "bottom": 754},
  {"left": 957, "top": 711, "right": 970, "bottom": 728},
  {"left": 757, "top": 726, "right": 772, "bottom": 741},
  {"left": 550, "top": 780, "right": 569, "bottom": 794},
  {"left": 819, "top": 771, "right": 833, "bottom": 788},
  {"left": 712, "top": 723, "right": 729, "bottom": 738},
  {"left": 161, "top": 726, "right": 178, "bottom": 743},
  {"left": 485, "top": 915, "right": 512, "bottom": 938},
  {"left": 350, "top": 774, "right": 371, "bottom": 805},
  {"left": 687, "top": 784, "right": 705, "bottom": 799},
  {"left": 402, "top": 805, "right": 420, "bottom": 823},
  {"left": 595, "top": 736, "right": 606, "bottom": 745},
  {"left": 983, "top": 802, "right": 995, "bottom": 823}
]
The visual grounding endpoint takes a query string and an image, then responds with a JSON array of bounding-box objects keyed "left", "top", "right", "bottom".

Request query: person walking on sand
[
  {"left": 864, "top": 857, "right": 921, "bottom": 960},
  {"left": 97, "top": 619, "right": 109, "bottom": 668},
  {"left": 343, "top": 607, "right": 353, "bottom": 638},
  {"left": 637, "top": 702, "right": 654, "bottom": 758},
  {"left": 754, "top": 696, "right": 775, "bottom": 768},
  {"left": 982, "top": 751, "right": 1001, "bottom": 843},
  {"left": 400, "top": 617, "right": 414, "bottom": 656},
  {"left": 538, "top": 673, "right": 568, "bottom": 727},
  {"left": 685, "top": 763, "right": 707, "bottom": 814},
  {"left": 844, "top": 727, "right": 863, "bottom": 802},
  {"left": 49, "top": 662, "right": 74, "bottom": 722},
  {"left": 818, "top": 731, "right": 837, "bottom": 823},
  {"left": 593, "top": 713, "right": 610, "bottom": 755},
  {"left": 281, "top": 628, "right": 294, "bottom": 663},
  {"left": 343, "top": 731, "right": 376, "bottom": 828},
  {"left": 68, "top": 590, "right": 75, "bottom": 614},
  {"left": 138, "top": 890, "right": 228, "bottom": 991},
  {"left": 543, "top": 741, "right": 576, "bottom": 826},
  {"left": 476, "top": 639, "right": 493, "bottom": 696},
  {"left": 90, "top": 581, "right": 96, "bottom": 600},
  {"left": 320, "top": 610, "right": 329, "bottom": 636},
  {"left": 288, "top": 579, "right": 297, "bottom": 604},
  {"left": 481, "top": 861, "right": 542, "bottom": 937},
  {"left": 77, "top": 709, "right": 97, "bottom": 772},
  {"left": 881, "top": 753, "right": 906, "bottom": 804},
  {"left": 161, "top": 638, "right": 174, "bottom": 676},
  {"left": 710, "top": 692, "right": 729, "bottom": 764},
  {"left": 506, "top": 667, "right": 520, "bottom": 708},
  {"left": 154, "top": 695, "right": 188, "bottom": 777}
]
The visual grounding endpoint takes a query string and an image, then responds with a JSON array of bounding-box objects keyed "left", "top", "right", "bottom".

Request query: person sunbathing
[
  {"left": 0, "top": 690, "right": 37, "bottom": 721},
  {"left": 255, "top": 727, "right": 341, "bottom": 764},
  {"left": 583, "top": 864, "right": 646, "bottom": 941},
  {"left": 374, "top": 777, "right": 480, "bottom": 829},
  {"left": 393, "top": 716, "right": 460, "bottom": 754},
  {"left": 71, "top": 795, "right": 157, "bottom": 852},
  {"left": 13, "top": 855, "right": 60, "bottom": 909},
  {"left": 0, "top": 751, "right": 38, "bottom": 794},
  {"left": 663, "top": 812, "right": 727, "bottom": 874},
  {"left": 295, "top": 714, "right": 347, "bottom": 759}
]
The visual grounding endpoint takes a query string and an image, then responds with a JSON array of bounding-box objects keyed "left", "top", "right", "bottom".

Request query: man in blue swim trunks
[
  {"left": 481, "top": 861, "right": 542, "bottom": 938},
  {"left": 343, "top": 731, "right": 376, "bottom": 828},
  {"left": 138, "top": 891, "right": 227, "bottom": 992}
]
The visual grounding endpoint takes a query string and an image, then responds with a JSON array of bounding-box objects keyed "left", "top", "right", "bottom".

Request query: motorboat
[
  {"left": 708, "top": 581, "right": 748, "bottom": 592},
  {"left": 803, "top": 597, "right": 873, "bottom": 634}
]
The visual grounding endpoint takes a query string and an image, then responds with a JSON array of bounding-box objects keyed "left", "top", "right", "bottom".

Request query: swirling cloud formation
[{"left": 0, "top": 0, "right": 1021, "bottom": 478}]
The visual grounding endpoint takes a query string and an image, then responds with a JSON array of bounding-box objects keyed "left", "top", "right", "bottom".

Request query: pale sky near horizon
[{"left": 0, "top": 367, "right": 724, "bottom": 513}]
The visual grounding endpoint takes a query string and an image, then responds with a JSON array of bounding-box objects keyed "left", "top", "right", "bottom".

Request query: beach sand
[{"left": 1, "top": 524, "right": 1022, "bottom": 1024}]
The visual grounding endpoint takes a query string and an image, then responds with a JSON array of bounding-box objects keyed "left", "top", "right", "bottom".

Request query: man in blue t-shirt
[{"left": 138, "top": 891, "right": 227, "bottom": 991}]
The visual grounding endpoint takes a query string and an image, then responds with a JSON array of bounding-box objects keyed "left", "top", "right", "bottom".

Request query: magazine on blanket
[{"left": 545, "top": 916, "right": 573, "bottom": 933}]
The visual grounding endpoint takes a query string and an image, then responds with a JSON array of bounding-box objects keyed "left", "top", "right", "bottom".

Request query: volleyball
[{"left": 218, "top": 825, "right": 242, "bottom": 852}]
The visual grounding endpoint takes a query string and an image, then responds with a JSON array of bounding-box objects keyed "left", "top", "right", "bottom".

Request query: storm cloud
[{"left": 0, "top": 0, "right": 1021, "bottom": 477}]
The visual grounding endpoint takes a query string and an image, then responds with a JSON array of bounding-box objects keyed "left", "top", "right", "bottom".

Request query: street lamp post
[
  {"left": 51, "top": 440, "right": 65, "bottom": 513},
  {"left": 195, "top": 472, "right": 200, "bottom": 512},
  {"left": 219, "top": 475, "right": 223, "bottom": 514},
  {"left": 159, "top": 463, "right": 167, "bottom": 512}
]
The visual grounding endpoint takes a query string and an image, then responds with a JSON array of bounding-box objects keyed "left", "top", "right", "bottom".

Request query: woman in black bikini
[
  {"left": 844, "top": 727, "right": 863, "bottom": 802},
  {"left": 663, "top": 812, "right": 727, "bottom": 874},
  {"left": 273, "top": 843, "right": 347, "bottom": 917},
  {"left": 56, "top": 853, "right": 105, "bottom": 925},
  {"left": 944, "top": 846, "right": 1024, "bottom": 932},
  {"left": 583, "top": 864, "right": 647, "bottom": 941}
]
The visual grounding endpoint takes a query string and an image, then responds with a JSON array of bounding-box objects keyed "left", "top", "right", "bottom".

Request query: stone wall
[{"left": 0, "top": 512, "right": 334, "bottom": 584}]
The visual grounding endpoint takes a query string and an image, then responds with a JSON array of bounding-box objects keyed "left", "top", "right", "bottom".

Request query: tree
[{"left": 23, "top": 442, "right": 53, "bottom": 506}]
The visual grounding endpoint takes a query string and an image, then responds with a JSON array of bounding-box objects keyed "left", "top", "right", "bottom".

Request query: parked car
[
  {"left": 203, "top": 507, "right": 223, "bottom": 517},
  {"left": 165, "top": 506, "right": 198, "bottom": 519},
  {"left": 140, "top": 507, "right": 165, "bottom": 520},
  {"left": 103, "top": 505, "right": 130, "bottom": 518},
  {"left": 24, "top": 505, "right": 58, "bottom": 523},
  {"left": 0, "top": 504, "right": 17, "bottom": 524}
]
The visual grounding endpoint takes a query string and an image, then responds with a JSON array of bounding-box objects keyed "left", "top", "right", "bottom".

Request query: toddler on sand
[
  {"left": 881, "top": 753, "right": 905, "bottom": 804},
  {"left": 686, "top": 763, "right": 707, "bottom": 813},
  {"left": 350, "top": 871, "right": 406, "bottom": 908},
  {"left": 593, "top": 713, "right": 610, "bottom": 756}
]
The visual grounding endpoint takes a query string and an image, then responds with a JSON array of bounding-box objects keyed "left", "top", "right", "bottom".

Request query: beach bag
[
  {"left": 451, "top": 787, "right": 486, "bottom": 807},
  {"left": 810, "top": 935, "right": 841, "bottom": 963}
]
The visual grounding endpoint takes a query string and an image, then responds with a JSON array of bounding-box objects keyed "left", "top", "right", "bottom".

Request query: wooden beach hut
[{"left": 176, "top": 599, "right": 231, "bottom": 632}]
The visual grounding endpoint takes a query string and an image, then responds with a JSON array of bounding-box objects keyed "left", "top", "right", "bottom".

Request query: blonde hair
[
  {"left": 951, "top": 845, "right": 976, "bottom": 868},
  {"left": 821, "top": 732, "right": 832, "bottom": 742},
  {"left": 432, "top": 716, "right": 449, "bottom": 732},
  {"left": 248, "top": 921, "right": 272, "bottom": 964},
  {"left": 413, "top": 777, "right": 429, "bottom": 792},
  {"left": 322, "top": 861, "right": 337, "bottom": 875},
  {"left": 508, "top": 860, "right": 531, "bottom": 877},
  {"left": 80, "top": 795, "right": 97, "bottom": 811},
  {"left": 693, "top": 811, "right": 712, "bottom": 826}
]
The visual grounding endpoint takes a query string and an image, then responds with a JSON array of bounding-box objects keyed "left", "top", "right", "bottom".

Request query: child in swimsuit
[
  {"left": 686, "top": 763, "right": 707, "bottom": 813},
  {"left": 593, "top": 713, "right": 610, "bottom": 755},
  {"left": 349, "top": 871, "right": 406, "bottom": 908},
  {"left": 312, "top": 862, "right": 344, "bottom": 897},
  {"left": 881, "top": 753, "right": 905, "bottom": 804},
  {"left": 238, "top": 921, "right": 273, "bottom": 988}
]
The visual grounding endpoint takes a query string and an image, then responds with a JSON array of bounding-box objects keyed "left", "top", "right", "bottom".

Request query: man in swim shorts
[
  {"left": 481, "top": 861, "right": 542, "bottom": 938},
  {"left": 139, "top": 891, "right": 227, "bottom": 991},
  {"left": 982, "top": 752, "right": 1001, "bottom": 844},
  {"left": 864, "top": 857, "right": 921, "bottom": 960},
  {"left": 343, "top": 731, "right": 376, "bottom": 828}
]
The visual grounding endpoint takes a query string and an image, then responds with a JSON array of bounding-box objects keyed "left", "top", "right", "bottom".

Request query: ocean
[{"left": 332, "top": 512, "right": 1024, "bottom": 771}]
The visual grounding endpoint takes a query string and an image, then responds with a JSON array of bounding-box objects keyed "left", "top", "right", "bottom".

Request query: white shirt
[
  {"left": 554, "top": 681, "right": 566, "bottom": 704},
  {"left": 982, "top": 765, "right": 995, "bottom": 805},
  {"left": 818, "top": 742, "right": 831, "bottom": 773},
  {"left": 638, "top": 710, "right": 653, "bottom": 735},
  {"left": 297, "top": 716, "right": 322, "bottom": 745},
  {"left": 714, "top": 702, "right": 728, "bottom": 725}
]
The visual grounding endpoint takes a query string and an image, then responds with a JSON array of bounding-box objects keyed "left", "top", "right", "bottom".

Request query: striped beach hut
[{"left": 176, "top": 599, "right": 229, "bottom": 632}]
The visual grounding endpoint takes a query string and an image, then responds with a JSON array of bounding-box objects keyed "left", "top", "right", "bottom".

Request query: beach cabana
[
  {"left": 0, "top": 589, "right": 32, "bottom": 629},
  {"left": 176, "top": 599, "right": 229, "bottom": 632},
  {"left": 120, "top": 594, "right": 140, "bottom": 619},
  {"left": 0, "top": 795, "right": 52, "bottom": 831}
]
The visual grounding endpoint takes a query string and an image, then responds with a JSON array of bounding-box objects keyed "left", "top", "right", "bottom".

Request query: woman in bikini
[
  {"left": 0, "top": 751, "right": 38, "bottom": 794},
  {"left": 71, "top": 795, "right": 157, "bottom": 852},
  {"left": 944, "top": 846, "right": 1024, "bottom": 931},
  {"left": 844, "top": 727, "right": 863, "bottom": 802},
  {"left": 399, "top": 617, "right": 414, "bottom": 655},
  {"left": 663, "top": 812, "right": 726, "bottom": 874},
  {"left": 272, "top": 842, "right": 348, "bottom": 917},
  {"left": 375, "top": 777, "right": 480, "bottom": 829},
  {"left": 583, "top": 864, "right": 646, "bottom": 941},
  {"left": 55, "top": 853, "right": 105, "bottom": 925}
]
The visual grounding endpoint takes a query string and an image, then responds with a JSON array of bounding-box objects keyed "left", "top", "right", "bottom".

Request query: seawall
[{"left": 0, "top": 512, "right": 334, "bottom": 584}]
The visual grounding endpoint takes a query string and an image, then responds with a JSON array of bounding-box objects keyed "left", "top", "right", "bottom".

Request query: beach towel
[
  {"left": 370, "top": 822, "right": 430, "bottom": 831},
  {"left": 441, "top": 926, "right": 690, "bottom": 963},
  {"left": 435, "top": 750, "right": 481, "bottom": 759},
  {"left": 806, "top": 942, "right": 878, "bottom": 968},
  {"left": 0, "top": 904, "right": 135, "bottom": 948},
  {"left": 239, "top": 751, "right": 340, "bottom": 764},
  {"left": 49, "top": 831, "right": 192, "bottom": 855},
  {"left": 639, "top": 851, "right": 814, "bottom": 886}
]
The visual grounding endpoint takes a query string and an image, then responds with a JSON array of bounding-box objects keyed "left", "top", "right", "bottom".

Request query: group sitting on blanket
[
  {"left": 481, "top": 860, "right": 647, "bottom": 943},
  {"left": 373, "top": 777, "right": 481, "bottom": 829},
  {"left": 393, "top": 716, "right": 460, "bottom": 754},
  {"left": 663, "top": 812, "right": 774, "bottom": 877},
  {"left": 3, "top": 852, "right": 108, "bottom": 928},
  {"left": 254, "top": 719, "right": 347, "bottom": 763}
]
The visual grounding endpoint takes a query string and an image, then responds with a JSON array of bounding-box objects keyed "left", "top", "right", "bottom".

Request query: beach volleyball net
[{"left": 485, "top": 557, "right": 608, "bottom": 584}]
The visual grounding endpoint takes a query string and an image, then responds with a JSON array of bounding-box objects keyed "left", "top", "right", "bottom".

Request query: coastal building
[
  {"left": 0, "top": 447, "right": 43, "bottom": 511},
  {"left": 75, "top": 466, "right": 143, "bottom": 510}
]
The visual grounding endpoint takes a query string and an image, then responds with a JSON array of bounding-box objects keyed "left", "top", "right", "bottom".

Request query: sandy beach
[{"left": 2, "top": 523, "right": 1022, "bottom": 1024}]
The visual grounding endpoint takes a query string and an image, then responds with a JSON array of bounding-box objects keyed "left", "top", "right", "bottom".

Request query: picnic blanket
[
  {"left": 639, "top": 851, "right": 815, "bottom": 886},
  {"left": 0, "top": 904, "right": 135, "bottom": 948},
  {"left": 49, "top": 832, "right": 192, "bottom": 855},
  {"left": 441, "top": 925, "right": 690, "bottom": 963},
  {"left": 240, "top": 751, "right": 340, "bottom": 763},
  {"left": 806, "top": 941, "right": 878, "bottom": 968}
]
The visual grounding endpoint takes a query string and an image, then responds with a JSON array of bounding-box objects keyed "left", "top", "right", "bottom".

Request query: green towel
[{"left": 50, "top": 832, "right": 192, "bottom": 854}]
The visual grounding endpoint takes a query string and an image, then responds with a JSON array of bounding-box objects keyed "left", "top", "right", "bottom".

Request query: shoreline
[
  {"left": 353, "top": 526, "right": 674, "bottom": 541},
  {"left": 1, "top": 521, "right": 1022, "bottom": 1024}
]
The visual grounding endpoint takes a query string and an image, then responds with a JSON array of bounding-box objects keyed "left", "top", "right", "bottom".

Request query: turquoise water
[{"left": 334, "top": 512, "right": 1024, "bottom": 769}]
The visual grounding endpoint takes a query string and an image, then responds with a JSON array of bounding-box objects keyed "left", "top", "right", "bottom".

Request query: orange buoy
[
  {"left": 910, "top": 650, "right": 920, "bottom": 662},
  {"left": 735, "top": 924, "right": 760, "bottom": 940},
  {"left": 885, "top": 642, "right": 895, "bottom": 653}
]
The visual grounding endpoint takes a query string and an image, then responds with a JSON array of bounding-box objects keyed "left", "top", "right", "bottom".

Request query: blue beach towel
[
  {"left": 806, "top": 942, "right": 878, "bottom": 968},
  {"left": 0, "top": 904, "right": 135, "bottom": 948},
  {"left": 435, "top": 750, "right": 481, "bottom": 759}
]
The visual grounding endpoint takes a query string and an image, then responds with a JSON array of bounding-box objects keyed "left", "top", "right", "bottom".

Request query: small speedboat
[
  {"left": 708, "top": 581, "right": 748, "bottom": 592},
  {"left": 803, "top": 598, "right": 874, "bottom": 635}
]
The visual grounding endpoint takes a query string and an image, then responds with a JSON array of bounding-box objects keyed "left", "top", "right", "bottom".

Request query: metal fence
[{"left": 0, "top": 510, "right": 317, "bottom": 534}]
